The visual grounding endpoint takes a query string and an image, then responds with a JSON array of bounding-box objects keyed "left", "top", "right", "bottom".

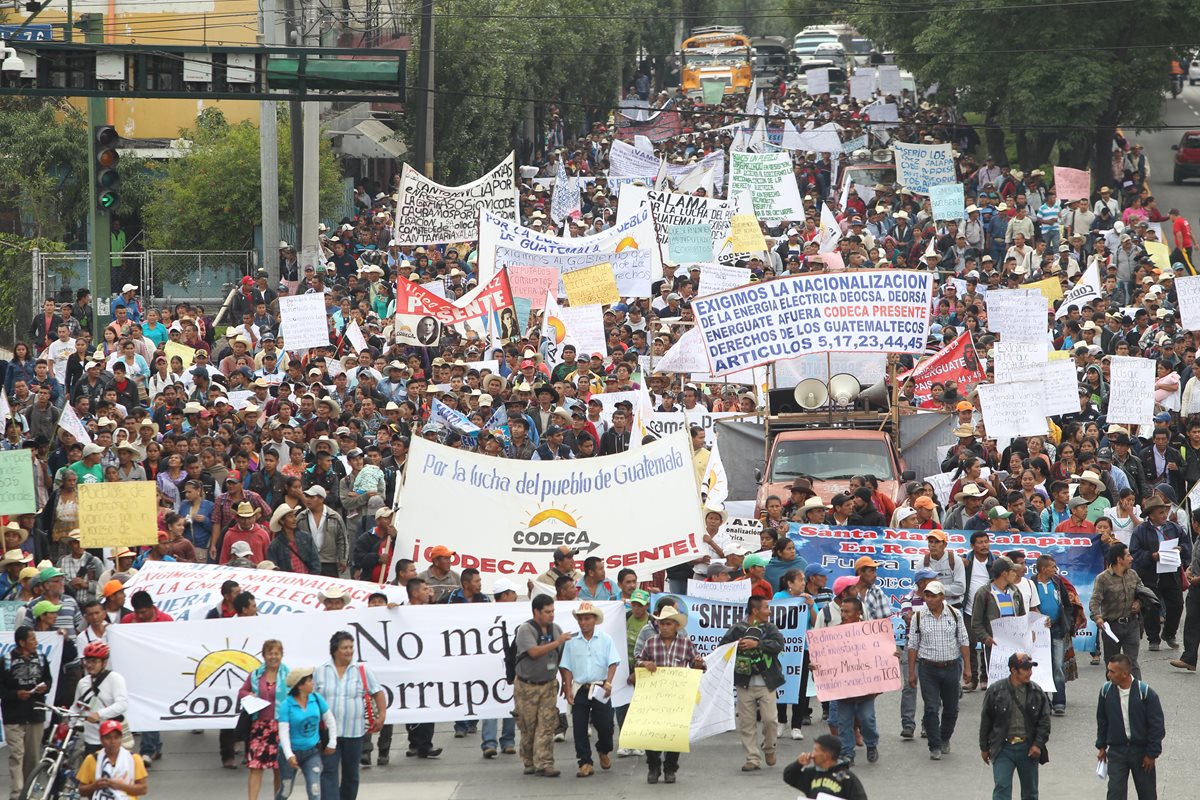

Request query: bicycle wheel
[{"left": 18, "top": 760, "right": 56, "bottom": 800}]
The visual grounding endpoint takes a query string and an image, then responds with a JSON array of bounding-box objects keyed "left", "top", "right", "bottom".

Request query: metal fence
[{"left": 31, "top": 249, "right": 253, "bottom": 312}]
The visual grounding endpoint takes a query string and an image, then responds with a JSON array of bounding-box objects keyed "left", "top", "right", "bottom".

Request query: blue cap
[
  {"left": 1154, "top": 412, "right": 1172, "bottom": 423},
  {"left": 611, "top": 302, "right": 629, "bottom": 313},
  {"left": 913, "top": 567, "right": 938, "bottom": 582},
  {"left": 804, "top": 563, "right": 831, "bottom": 579}
]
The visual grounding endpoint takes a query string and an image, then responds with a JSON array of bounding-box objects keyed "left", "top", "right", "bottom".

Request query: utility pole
[
  {"left": 286, "top": 0, "right": 304, "bottom": 250},
  {"left": 259, "top": 0, "right": 281, "bottom": 282},
  {"left": 414, "top": 0, "right": 435, "bottom": 177},
  {"left": 299, "top": 0, "right": 320, "bottom": 258},
  {"left": 83, "top": 13, "right": 111, "bottom": 335}
]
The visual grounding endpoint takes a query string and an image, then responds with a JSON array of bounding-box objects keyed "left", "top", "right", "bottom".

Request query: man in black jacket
[
  {"left": 979, "top": 651, "right": 1051, "bottom": 800},
  {"left": 782, "top": 733, "right": 868, "bottom": 799},
  {"left": 1096, "top": 654, "right": 1164, "bottom": 800},
  {"left": 720, "top": 596, "right": 786, "bottom": 773},
  {"left": 0, "top": 626, "right": 53, "bottom": 797}
]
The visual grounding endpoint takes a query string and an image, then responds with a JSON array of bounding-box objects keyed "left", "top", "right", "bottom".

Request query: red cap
[
  {"left": 519, "top": 359, "right": 535, "bottom": 369},
  {"left": 241, "top": 276, "right": 255, "bottom": 285},
  {"left": 99, "top": 720, "right": 122, "bottom": 737},
  {"left": 225, "top": 470, "right": 242, "bottom": 483}
]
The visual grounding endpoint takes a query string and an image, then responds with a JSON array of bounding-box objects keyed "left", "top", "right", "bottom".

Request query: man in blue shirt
[
  {"left": 559, "top": 602, "right": 620, "bottom": 777},
  {"left": 1033, "top": 555, "right": 1075, "bottom": 716},
  {"left": 576, "top": 557, "right": 620, "bottom": 601}
]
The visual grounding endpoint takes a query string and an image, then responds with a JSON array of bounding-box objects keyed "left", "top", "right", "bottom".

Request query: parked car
[
  {"left": 847, "top": 37, "right": 875, "bottom": 68},
  {"left": 812, "top": 42, "right": 848, "bottom": 71},
  {"left": 1173, "top": 130, "right": 1200, "bottom": 184}
]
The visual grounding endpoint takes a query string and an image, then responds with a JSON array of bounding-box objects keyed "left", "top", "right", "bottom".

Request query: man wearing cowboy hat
[
  {"left": 1072, "top": 469, "right": 1111, "bottom": 522},
  {"left": 1130, "top": 495, "right": 1190, "bottom": 652},
  {"left": 267, "top": 504, "right": 320, "bottom": 575},
  {"left": 218, "top": 502, "right": 271, "bottom": 565},
  {"left": 940, "top": 424, "right": 984, "bottom": 472},
  {"left": 944, "top": 484, "right": 986, "bottom": 530},
  {"left": 636, "top": 605, "right": 704, "bottom": 784},
  {"left": 559, "top": 601, "right": 620, "bottom": 778}
]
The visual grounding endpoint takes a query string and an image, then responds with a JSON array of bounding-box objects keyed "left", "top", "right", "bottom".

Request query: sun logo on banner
[
  {"left": 527, "top": 507, "right": 579, "bottom": 527},
  {"left": 165, "top": 638, "right": 262, "bottom": 722},
  {"left": 614, "top": 236, "right": 639, "bottom": 252},
  {"left": 515, "top": 506, "right": 594, "bottom": 554},
  {"left": 545, "top": 316, "right": 567, "bottom": 344}
]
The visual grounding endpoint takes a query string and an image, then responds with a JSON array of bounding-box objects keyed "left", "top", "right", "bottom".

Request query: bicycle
[{"left": 19, "top": 704, "right": 88, "bottom": 800}]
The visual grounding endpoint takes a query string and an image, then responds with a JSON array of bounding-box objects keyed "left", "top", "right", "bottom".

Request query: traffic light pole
[{"left": 84, "top": 13, "right": 111, "bottom": 336}]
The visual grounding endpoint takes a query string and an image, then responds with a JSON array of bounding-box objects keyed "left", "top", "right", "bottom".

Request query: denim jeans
[
  {"left": 320, "top": 735, "right": 363, "bottom": 800},
  {"left": 834, "top": 696, "right": 878, "bottom": 760},
  {"left": 899, "top": 653, "right": 917, "bottom": 731},
  {"left": 992, "top": 741, "right": 1039, "bottom": 800},
  {"left": 917, "top": 659, "right": 961, "bottom": 751},
  {"left": 138, "top": 730, "right": 161, "bottom": 757},
  {"left": 481, "top": 717, "right": 515, "bottom": 751},
  {"left": 1049, "top": 637, "right": 1066, "bottom": 708},
  {"left": 276, "top": 746, "right": 322, "bottom": 800}
]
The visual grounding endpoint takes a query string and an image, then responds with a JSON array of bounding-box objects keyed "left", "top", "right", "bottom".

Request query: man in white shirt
[
  {"left": 1004, "top": 550, "right": 1041, "bottom": 613},
  {"left": 44, "top": 323, "right": 76, "bottom": 384}
]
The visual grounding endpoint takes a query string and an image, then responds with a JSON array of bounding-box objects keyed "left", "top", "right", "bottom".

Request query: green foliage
[
  {"left": 0, "top": 99, "right": 88, "bottom": 241},
  {"left": 142, "top": 107, "right": 343, "bottom": 251},
  {"left": 0, "top": 233, "right": 65, "bottom": 336}
]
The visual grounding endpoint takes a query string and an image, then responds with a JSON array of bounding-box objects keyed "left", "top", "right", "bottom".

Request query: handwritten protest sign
[
  {"left": 729, "top": 151, "right": 804, "bottom": 224},
  {"left": 806, "top": 619, "right": 902, "bottom": 701},
  {"left": 279, "top": 293, "right": 330, "bottom": 351},
  {"left": 609, "top": 138, "right": 662, "bottom": 178},
  {"left": 1107, "top": 356, "right": 1154, "bottom": 427},
  {"left": 392, "top": 152, "right": 518, "bottom": 244},
  {"left": 562, "top": 262, "right": 620, "bottom": 307},
  {"left": 849, "top": 74, "right": 874, "bottom": 101},
  {"left": 619, "top": 667, "right": 704, "bottom": 752},
  {"left": 730, "top": 214, "right": 767, "bottom": 252},
  {"left": 1053, "top": 166, "right": 1091, "bottom": 202},
  {"left": 163, "top": 340, "right": 196, "bottom": 367},
  {"left": 841, "top": 134, "right": 869, "bottom": 154},
  {"left": 1175, "top": 275, "right": 1200, "bottom": 330},
  {"left": 1026, "top": 276, "right": 1064, "bottom": 304},
  {"left": 686, "top": 579, "right": 751, "bottom": 603},
  {"left": 507, "top": 266, "right": 560, "bottom": 309},
  {"left": 893, "top": 142, "right": 957, "bottom": 194},
  {"left": 698, "top": 264, "right": 752, "bottom": 297},
  {"left": 978, "top": 380, "right": 1048, "bottom": 440},
  {"left": 929, "top": 183, "right": 965, "bottom": 220},
  {"left": 985, "top": 288, "right": 1047, "bottom": 342},
  {"left": 993, "top": 341, "right": 1048, "bottom": 384},
  {"left": 667, "top": 223, "right": 715, "bottom": 264},
  {"left": 987, "top": 614, "right": 1055, "bottom": 691},
  {"left": 692, "top": 271, "right": 932, "bottom": 375},
  {"left": 1144, "top": 241, "right": 1171, "bottom": 271},
  {"left": 79, "top": 481, "right": 158, "bottom": 548},
  {"left": 0, "top": 450, "right": 35, "bottom": 516},
  {"left": 557, "top": 304, "right": 608, "bottom": 360}
]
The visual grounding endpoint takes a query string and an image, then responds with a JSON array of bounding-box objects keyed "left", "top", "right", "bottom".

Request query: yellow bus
[{"left": 680, "top": 26, "right": 753, "bottom": 98}]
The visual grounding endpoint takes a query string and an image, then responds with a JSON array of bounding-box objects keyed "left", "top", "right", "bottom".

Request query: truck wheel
[{"left": 1174, "top": 170, "right": 1184, "bottom": 185}]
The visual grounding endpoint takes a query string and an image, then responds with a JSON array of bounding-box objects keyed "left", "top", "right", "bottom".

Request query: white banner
[
  {"left": 550, "top": 160, "right": 581, "bottom": 224},
  {"left": 666, "top": 150, "right": 726, "bottom": 195},
  {"left": 646, "top": 410, "right": 743, "bottom": 446},
  {"left": 985, "top": 288, "right": 1048, "bottom": 342},
  {"left": 495, "top": 245, "right": 653, "bottom": 299},
  {"left": 0, "top": 631, "right": 64, "bottom": 690},
  {"left": 692, "top": 270, "right": 932, "bottom": 375},
  {"left": 697, "top": 263, "right": 751, "bottom": 296},
  {"left": 728, "top": 151, "right": 804, "bottom": 224},
  {"left": 477, "top": 207, "right": 661, "bottom": 287},
  {"left": 393, "top": 431, "right": 704, "bottom": 590},
  {"left": 122, "top": 561, "right": 409, "bottom": 619},
  {"left": 1107, "top": 356, "right": 1155, "bottom": 427},
  {"left": 655, "top": 327, "right": 709, "bottom": 374},
  {"left": 109, "top": 601, "right": 631, "bottom": 730},
  {"left": 640, "top": 187, "right": 756, "bottom": 266},
  {"left": 557, "top": 305, "right": 607, "bottom": 359},
  {"left": 279, "top": 293, "right": 330, "bottom": 351},
  {"left": 686, "top": 579, "right": 750, "bottom": 603},
  {"left": 609, "top": 138, "right": 662, "bottom": 178},
  {"left": 892, "top": 142, "right": 956, "bottom": 194},
  {"left": 392, "top": 152, "right": 519, "bottom": 244}
]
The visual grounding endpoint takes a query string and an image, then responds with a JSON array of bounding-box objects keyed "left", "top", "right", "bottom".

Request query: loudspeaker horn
[
  {"left": 827, "top": 373, "right": 862, "bottom": 406},
  {"left": 794, "top": 378, "right": 829, "bottom": 410},
  {"left": 859, "top": 379, "right": 890, "bottom": 408}
]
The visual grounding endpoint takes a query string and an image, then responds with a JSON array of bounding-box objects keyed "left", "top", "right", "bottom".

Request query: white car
[
  {"left": 812, "top": 42, "right": 847, "bottom": 70},
  {"left": 1190, "top": 58, "right": 1200, "bottom": 86}
]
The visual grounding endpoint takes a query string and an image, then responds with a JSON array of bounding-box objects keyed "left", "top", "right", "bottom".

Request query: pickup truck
[{"left": 756, "top": 425, "right": 910, "bottom": 513}]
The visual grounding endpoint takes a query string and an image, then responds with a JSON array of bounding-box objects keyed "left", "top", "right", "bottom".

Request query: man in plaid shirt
[
  {"left": 634, "top": 606, "right": 705, "bottom": 785},
  {"left": 56, "top": 530, "right": 103, "bottom": 605},
  {"left": 851, "top": 556, "right": 896, "bottom": 621}
]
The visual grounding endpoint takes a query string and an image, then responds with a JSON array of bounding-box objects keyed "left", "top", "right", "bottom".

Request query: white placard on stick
[
  {"left": 1107, "top": 356, "right": 1155, "bottom": 428},
  {"left": 1175, "top": 275, "right": 1200, "bottom": 331},
  {"left": 986, "top": 289, "right": 1047, "bottom": 342},
  {"left": 279, "top": 293, "right": 331, "bottom": 352},
  {"left": 978, "top": 380, "right": 1047, "bottom": 440}
]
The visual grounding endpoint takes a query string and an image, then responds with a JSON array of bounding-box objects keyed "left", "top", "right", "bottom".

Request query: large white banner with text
[{"left": 392, "top": 153, "right": 519, "bottom": 244}]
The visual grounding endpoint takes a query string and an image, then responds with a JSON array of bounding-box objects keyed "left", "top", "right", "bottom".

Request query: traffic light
[{"left": 94, "top": 125, "right": 119, "bottom": 210}]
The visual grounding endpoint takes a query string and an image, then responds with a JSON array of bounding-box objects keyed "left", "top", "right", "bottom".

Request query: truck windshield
[{"left": 770, "top": 438, "right": 893, "bottom": 481}]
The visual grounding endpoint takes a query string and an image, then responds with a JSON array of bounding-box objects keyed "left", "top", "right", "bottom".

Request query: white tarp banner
[
  {"left": 393, "top": 431, "right": 705, "bottom": 590},
  {"left": 122, "top": 561, "right": 410, "bottom": 619},
  {"left": 109, "top": 601, "right": 631, "bottom": 730},
  {"left": 494, "top": 245, "right": 653, "bottom": 299},
  {"left": 1107, "top": 356, "right": 1155, "bottom": 428},
  {"left": 278, "top": 293, "right": 330, "bottom": 351},
  {"left": 392, "top": 152, "right": 519, "bottom": 244},
  {"left": 609, "top": 138, "right": 663, "bottom": 178},
  {"left": 892, "top": 142, "right": 957, "bottom": 195}
]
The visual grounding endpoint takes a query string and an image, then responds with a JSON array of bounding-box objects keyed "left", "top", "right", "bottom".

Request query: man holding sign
[{"left": 632, "top": 606, "right": 705, "bottom": 784}]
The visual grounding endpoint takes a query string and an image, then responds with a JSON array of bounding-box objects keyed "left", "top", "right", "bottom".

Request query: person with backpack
[
  {"left": 923, "top": 529, "right": 966, "bottom": 607},
  {"left": 1096, "top": 654, "right": 1164, "bottom": 800},
  {"left": 71, "top": 641, "right": 128, "bottom": 757},
  {"left": 907, "top": 580, "right": 970, "bottom": 761},
  {"left": 513, "top": 593, "right": 573, "bottom": 778},
  {"left": 720, "top": 595, "right": 786, "bottom": 774},
  {"left": 576, "top": 556, "right": 620, "bottom": 601}
]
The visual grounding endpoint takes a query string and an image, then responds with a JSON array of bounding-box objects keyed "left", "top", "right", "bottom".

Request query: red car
[{"left": 1172, "top": 130, "right": 1200, "bottom": 184}]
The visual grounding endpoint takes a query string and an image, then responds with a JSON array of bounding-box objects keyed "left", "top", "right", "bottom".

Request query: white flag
[
  {"left": 818, "top": 203, "right": 842, "bottom": 253},
  {"left": 1055, "top": 261, "right": 1102, "bottom": 319},
  {"left": 702, "top": 434, "right": 730, "bottom": 511},
  {"left": 550, "top": 159, "right": 581, "bottom": 224},
  {"left": 539, "top": 289, "right": 564, "bottom": 367},
  {"left": 690, "top": 643, "right": 738, "bottom": 742}
]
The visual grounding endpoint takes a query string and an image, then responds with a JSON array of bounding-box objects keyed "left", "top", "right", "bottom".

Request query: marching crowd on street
[{"left": 0, "top": 59, "right": 1195, "bottom": 800}]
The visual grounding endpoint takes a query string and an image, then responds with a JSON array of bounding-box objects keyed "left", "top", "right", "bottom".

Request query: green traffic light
[{"left": 98, "top": 191, "right": 118, "bottom": 209}]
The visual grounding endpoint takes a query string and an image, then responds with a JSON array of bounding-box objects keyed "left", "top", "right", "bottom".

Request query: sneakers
[
  {"left": 1165, "top": 637, "right": 1179, "bottom": 649},
  {"left": 1170, "top": 659, "right": 1197, "bottom": 671},
  {"left": 866, "top": 746, "right": 879, "bottom": 764},
  {"left": 576, "top": 764, "right": 594, "bottom": 778},
  {"left": 963, "top": 680, "right": 977, "bottom": 692},
  {"left": 417, "top": 749, "right": 442, "bottom": 759},
  {"left": 790, "top": 728, "right": 803, "bottom": 740},
  {"left": 777, "top": 721, "right": 786, "bottom": 737},
  {"left": 554, "top": 732, "right": 567, "bottom": 742},
  {"left": 930, "top": 750, "right": 942, "bottom": 760},
  {"left": 617, "top": 748, "right": 634, "bottom": 758},
  {"left": 1052, "top": 706, "right": 1066, "bottom": 717},
  {"left": 900, "top": 727, "right": 914, "bottom": 740},
  {"left": 741, "top": 762, "right": 761, "bottom": 772},
  {"left": 1148, "top": 642, "right": 1161, "bottom": 652},
  {"left": 1090, "top": 653, "right": 1102, "bottom": 666},
  {"left": 482, "top": 748, "right": 497, "bottom": 759},
  {"left": 941, "top": 743, "right": 951, "bottom": 755},
  {"left": 598, "top": 752, "right": 612, "bottom": 770},
  {"left": 454, "top": 730, "right": 467, "bottom": 739}
]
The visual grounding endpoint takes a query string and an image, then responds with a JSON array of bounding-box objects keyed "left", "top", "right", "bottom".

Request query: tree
[
  {"left": 0, "top": 98, "right": 88, "bottom": 242},
  {"left": 142, "top": 107, "right": 343, "bottom": 251}
]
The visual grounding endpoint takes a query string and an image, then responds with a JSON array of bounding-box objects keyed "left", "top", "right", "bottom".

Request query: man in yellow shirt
[{"left": 76, "top": 720, "right": 148, "bottom": 798}]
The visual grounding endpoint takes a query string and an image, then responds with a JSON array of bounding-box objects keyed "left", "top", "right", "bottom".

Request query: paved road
[
  {"left": 2, "top": 641, "right": 1191, "bottom": 800},
  {"left": 1138, "top": 83, "right": 1200, "bottom": 237}
]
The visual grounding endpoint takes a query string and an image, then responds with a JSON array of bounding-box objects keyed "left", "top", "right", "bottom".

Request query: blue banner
[
  {"left": 650, "top": 594, "right": 809, "bottom": 703},
  {"left": 787, "top": 524, "right": 1106, "bottom": 653}
]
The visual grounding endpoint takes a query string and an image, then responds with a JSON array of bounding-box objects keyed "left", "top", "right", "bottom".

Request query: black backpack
[{"left": 503, "top": 619, "right": 536, "bottom": 685}]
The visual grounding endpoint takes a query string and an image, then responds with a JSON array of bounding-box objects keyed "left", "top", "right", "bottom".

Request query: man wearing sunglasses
[{"left": 979, "top": 651, "right": 1052, "bottom": 800}]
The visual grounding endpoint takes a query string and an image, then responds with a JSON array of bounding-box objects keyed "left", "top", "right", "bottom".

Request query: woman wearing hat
[
  {"left": 239, "top": 638, "right": 290, "bottom": 798},
  {"left": 266, "top": 505, "right": 320, "bottom": 575},
  {"left": 635, "top": 606, "right": 705, "bottom": 784},
  {"left": 277, "top": 666, "right": 336, "bottom": 800}
]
